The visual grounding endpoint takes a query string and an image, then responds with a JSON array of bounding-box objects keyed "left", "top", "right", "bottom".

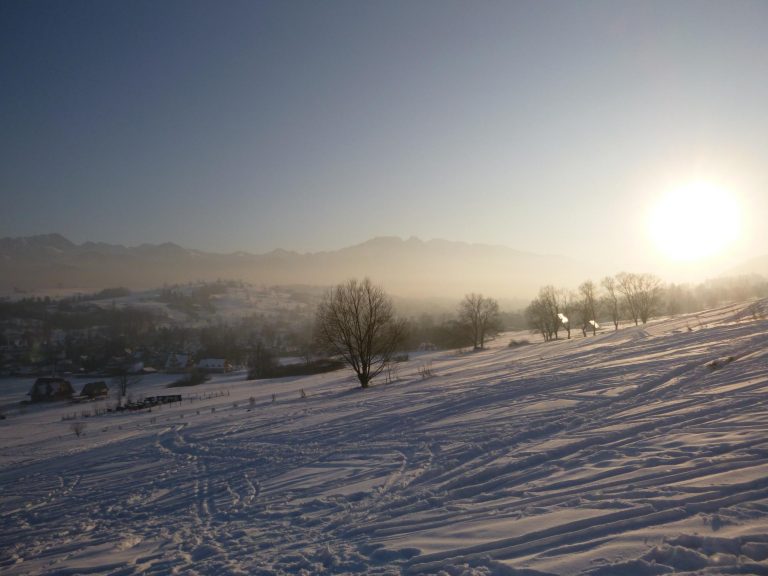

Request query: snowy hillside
[
  {"left": 2, "top": 300, "right": 768, "bottom": 575},
  {"left": 85, "top": 283, "right": 317, "bottom": 326}
]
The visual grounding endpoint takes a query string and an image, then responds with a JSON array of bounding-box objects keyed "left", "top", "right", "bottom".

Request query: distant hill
[{"left": 0, "top": 234, "right": 591, "bottom": 299}]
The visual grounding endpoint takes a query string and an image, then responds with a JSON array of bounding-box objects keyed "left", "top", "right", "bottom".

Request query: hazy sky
[{"left": 2, "top": 0, "right": 766, "bottom": 280}]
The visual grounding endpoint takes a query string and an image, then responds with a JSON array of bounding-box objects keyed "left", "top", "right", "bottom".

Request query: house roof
[{"left": 197, "top": 358, "right": 226, "bottom": 367}]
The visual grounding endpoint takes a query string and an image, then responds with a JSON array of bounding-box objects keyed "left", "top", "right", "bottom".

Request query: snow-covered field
[{"left": 2, "top": 301, "right": 768, "bottom": 575}]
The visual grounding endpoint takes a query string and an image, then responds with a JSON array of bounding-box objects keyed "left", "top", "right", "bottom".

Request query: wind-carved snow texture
[{"left": 1, "top": 300, "right": 768, "bottom": 575}]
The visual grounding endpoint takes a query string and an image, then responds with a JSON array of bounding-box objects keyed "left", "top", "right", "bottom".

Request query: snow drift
[{"left": 2, "top": 300, "right": 768, "bottom": 575}]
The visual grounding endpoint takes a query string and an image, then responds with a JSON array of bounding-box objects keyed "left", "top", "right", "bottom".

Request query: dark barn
[{"left": 29, "top": 377, "right": 75, "bottom": 402}]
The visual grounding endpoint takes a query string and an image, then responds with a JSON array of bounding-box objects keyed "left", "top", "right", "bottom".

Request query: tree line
[
  {"left": 313, "top": 273, "right": 768, "bottom": 389},
  {"left": 524, "top": 272, "right": 768, "bottom": 341},
  {"left": 313, "top": 279, "right": 503, "bottom": 389},
  {"left": 526, "top": 272, "right": 663, "bottom": 341}
]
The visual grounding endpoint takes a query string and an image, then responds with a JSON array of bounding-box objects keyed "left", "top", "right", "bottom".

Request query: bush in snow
[{"left": 70, "top": 421, "right": 87, "bottom": 438}]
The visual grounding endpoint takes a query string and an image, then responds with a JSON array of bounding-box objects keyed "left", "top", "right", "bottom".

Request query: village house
[
  {"left": 196, "top": 358, "right": 232, "bottom": 373},
  {"left": 165, "top": 353, "right": 192, "bottom": 373},
  {"left": 79, "top": 381, "right": 109, "bottom": 400},
  {"left": 28, "top": 377, "right": 74, "bottom": 402}
]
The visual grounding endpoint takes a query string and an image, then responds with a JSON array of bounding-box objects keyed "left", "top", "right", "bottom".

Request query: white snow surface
[{"left": 2, "top": 301, "right": 768, "bottom": 575}]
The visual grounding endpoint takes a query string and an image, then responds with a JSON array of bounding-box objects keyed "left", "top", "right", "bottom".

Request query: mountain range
[{"left": 0, "top": 234, "right": 595, "bottom": 300}]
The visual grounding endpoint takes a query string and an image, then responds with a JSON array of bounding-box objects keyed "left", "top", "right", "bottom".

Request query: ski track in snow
[{"left": 2, "top": 300, "right": 768, "bottom": 574}]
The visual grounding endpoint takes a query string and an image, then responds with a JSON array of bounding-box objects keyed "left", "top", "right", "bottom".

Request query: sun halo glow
[{"left": 648, "top": 182, "right": 741, "bottom": 262}]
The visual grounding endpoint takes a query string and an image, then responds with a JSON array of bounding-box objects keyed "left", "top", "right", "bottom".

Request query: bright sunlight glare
[{"left": 648, "top": 182, "right": 741, "bottom": 262}]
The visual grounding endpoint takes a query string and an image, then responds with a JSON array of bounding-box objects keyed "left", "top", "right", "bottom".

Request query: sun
[{"left": 648, "top": 182, "right": 741, "bottom": 262}]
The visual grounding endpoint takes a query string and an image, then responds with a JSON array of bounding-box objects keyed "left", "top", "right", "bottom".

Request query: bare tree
[
  {"left": 315, "top": 278, "right": 406, "bottom": 389},
  {"left": 616, "top": 272, "right": 641, "bottom": 325},
  {"left": 559, "top": 290, "right": 576, "bottom": 340},
  {"left": 636, "top": 273, "right": 663, "bottom": 324},
  {"left": 287, "top": 321, "right": 317, "bottom": 366},
  {"left": 247, "top": 341, "right": 276, "bottom": 380},
  {"left": 616, "top": 272, "right": 663, "bottom": 325},
  {"left": 458, "top": 293, "right": 501, "bottom": 350},
  {"left": 113, "top": 370, "right": 142, "bottom": 408},
  {"left": 70, "top": 421, "right": 87, "bottom": 438},
  {"left": 542, "top": 285, "right": 564, "bottom": 341},
  {"left": 526, "top": 286, "right": 562, "bottom": 342},
  {"left": 578, "top": 280, "right": 600, "bottom": 336},
  {"left": 525, "top": 296, "right": 550, "bottom": 341},
  {"left": 601, "top": 276, "right": 621, "bottom": 330}
]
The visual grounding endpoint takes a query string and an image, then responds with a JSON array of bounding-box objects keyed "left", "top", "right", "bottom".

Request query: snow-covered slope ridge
[{"left": 2, "top": 300, "right": 768, "bottom": 575}]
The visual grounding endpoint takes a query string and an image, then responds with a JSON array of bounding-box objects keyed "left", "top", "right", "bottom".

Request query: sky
[{"left": 1, "top": 0, "right": 767, "bottom": 281}]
